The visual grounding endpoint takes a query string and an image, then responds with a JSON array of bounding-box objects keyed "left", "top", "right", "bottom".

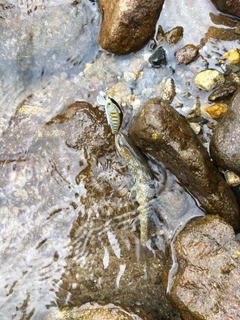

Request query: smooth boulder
[
  {"left": 98, "top": 0, "right": 164, "bottom": 55},
  {"left": 210, "top": 88, "right": 240, "bottom": 176},
  {"left": 162, "top": 215, "right": 240, "bottom": 320},
  {"left": 129, "top": 98, "right": 240, "bottom": 231}
]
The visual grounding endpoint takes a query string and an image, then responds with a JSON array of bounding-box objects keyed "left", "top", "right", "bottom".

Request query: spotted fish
[
  {"left": 115, "top": 132, "right": 155, "bottom": 245},
  {"left": 97, "top": 95, "right": 122, "bottom": 134}
]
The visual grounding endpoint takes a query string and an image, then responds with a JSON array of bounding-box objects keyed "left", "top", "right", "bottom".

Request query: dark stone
[
  {"left": 129, "top": 98, "right": 240, "bottom": 231},
  {"left": 210, "top": 88, "right": 240, "bottom": 176},
  {"left": 98, "top": 0, "right": 165, "bottom": 55},
  {"left": 162, "top": 215, "right": 240, "bottom": 320},
  {"left": 149, "top": 47, "right": 167, "bottom": 68},
  {"left": 164, "top": 26, "right": 184, "bottom": 46},
  {"left": 208, "top": 81, "right": 237, "bottom": 101},
  {"left": 175, "top": 44, "right": 199, "bottom": 65},
  {"left": 211, "top": 0, "right": 240, "bottom": 17}
]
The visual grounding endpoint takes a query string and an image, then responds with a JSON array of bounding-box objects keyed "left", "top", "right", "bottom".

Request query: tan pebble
[
  {"left": 224, "top": 48, "right": 240, "bottom": 64},
  {"left": 225, "top": 171, "right": 240, "bottom": 187},
  {"left": 200, "top": 103, "right": 228, "bottom": 118}
]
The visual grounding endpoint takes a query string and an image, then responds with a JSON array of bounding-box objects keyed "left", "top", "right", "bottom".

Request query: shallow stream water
[{"left": 0, "top": 0, "right": 239, "bottom": 319}]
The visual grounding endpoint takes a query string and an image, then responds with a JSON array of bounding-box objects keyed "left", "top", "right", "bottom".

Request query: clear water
[{"left": 0, "top": 0, "right": 239, "bottom": 318}]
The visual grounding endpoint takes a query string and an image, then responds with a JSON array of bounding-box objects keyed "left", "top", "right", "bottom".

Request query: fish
[
  {"left": 97, "top": 95, "right": 122, "bottom": 134},
  {"left": 115, "top": 132, "right": 155, "bottom": 245}
]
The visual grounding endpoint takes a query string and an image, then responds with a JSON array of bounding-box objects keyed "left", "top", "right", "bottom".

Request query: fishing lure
[{"left": 97, "top": 95, "right": 123, "bottom": 134}]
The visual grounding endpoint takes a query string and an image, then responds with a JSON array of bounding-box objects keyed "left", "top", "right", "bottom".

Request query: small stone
[
  {"left": 164, "top": 26, "right": 184, "bottom": 46},
  {"left": 225, "top": 171, "right": 240, "bottom": 187},
  {"left": 155, "top": 78, "right": 175, "bottom": 103},
  {"left": 149, "top": 46, "right": 167, "bottom": 68},
  {"left": 224, "top": 48, "right": 240, "bottom": 64},
  {"left": 208, "top": 82, "right": 237, "bottom": 101},
  {"left": 156, "top": 25, "right": 165, "bottom": 42},
  {"left": 175, "top": 44, "right": 199, "bottom": 64},
  {"left": 200, "top": 103, "right": 228, "bottom": 119},
  {"left": 123, "top": 71, "right": 137, "bottom": 82},
  {"left": 189, "top": 122, "right": 201, "bottom": 134},
  {"left": 194, "top": 69, "right": 225, "bottom": 91}
]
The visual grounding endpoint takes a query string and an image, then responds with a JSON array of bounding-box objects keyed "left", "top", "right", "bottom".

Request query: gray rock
[
  {"left": 210, "top": 88, "right": 240, "bottom": 176},
  {"left": 129, "top": 98, "right": 240, "bottom": 231},
  {"left": 162, "top": 215, "right": 240, "bottom": 320},
  {"left": 98, "top": 0, "right": 165, "bottom": 55}
]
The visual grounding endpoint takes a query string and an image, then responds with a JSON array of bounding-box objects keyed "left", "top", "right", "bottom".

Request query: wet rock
[
  {"left": 0, "top": 89, "right": 182, "bottom": 319},
  {"left": 194, "top": 69, "right": 225, "bottom": 91},
  {"left": 208, "top": 81, "right": 237, "bottom": 101},
  {"left": 149, "top": 46, "right": 167, "bottom": 68},
  {"left": 175, "top": 44, "right": 199, "bottom": 64},
  {"left": 200, "top": 103, "right": 228, "bottom": 119},
  {"left": 98, "top": 0, "right": 165, "bottom": 55},
  {"left": 236, "top": 21, "right": 240, "bottom": 34},
  {"left": 211, "top": 0, "right": 240, "bottom": 17},
  {"left": 44, "top": 302, "right": 154, "bottom": 320},
  {"left": 164, "top": 26, "right": 184, "bottom": 46},
  {"left": 155, "top": 78, "right": 176, "bottom": 103},
  {"left": 224, "top": 48, "right": 240, "bottom": 64},
  {"left": 210, "top": 88, "right": 240, "bottom": 176},
  {"left": 129, "top": 98, "right": 240, "bottom": 231},
  {"left": 162, "top": 215, "right": 240, "bottom": 320},
  {"left": 156, "top": 25, "right": 165, "bottom": 42}
]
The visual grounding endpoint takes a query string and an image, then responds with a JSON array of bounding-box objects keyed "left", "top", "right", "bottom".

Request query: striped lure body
[{"left": 97, "top": 95, "right": 122, "bottom": 134}]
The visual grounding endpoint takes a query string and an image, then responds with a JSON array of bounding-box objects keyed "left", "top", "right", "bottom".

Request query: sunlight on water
[{"left": 0, "top": 0, "right": 237, "bottom": 318}]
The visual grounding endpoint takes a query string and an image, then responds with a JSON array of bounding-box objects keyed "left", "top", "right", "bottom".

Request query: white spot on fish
[
  {"left": 116, "top": 264, "right": 126, "bottom": 288},
  {"left": 107, "top": 230, "right": 120, "bottom": 258}
]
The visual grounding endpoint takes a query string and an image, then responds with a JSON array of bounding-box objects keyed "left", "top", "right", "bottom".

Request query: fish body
[
  {"left": 97, "top": 95, "right": 122, "bottom": 134},
  {"left": 115, "top": 132, "right": 155, "bottom": 245}
]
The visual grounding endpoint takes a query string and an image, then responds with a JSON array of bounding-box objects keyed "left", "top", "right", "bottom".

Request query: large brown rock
[
  {"left": 210, "top": 88, "right": 240, "bottom": 176},
  {"left": 211, "top": 0, "right": 240, "bottom": 17},
  {"left": 98, "top": 0, "right": 164, "bottom": 55},
  {"left": 162, "top": 215, "right": 240, "bottom": 320},
  {"left": 129, "top": 98, "right": 240, "bottom": 231}
]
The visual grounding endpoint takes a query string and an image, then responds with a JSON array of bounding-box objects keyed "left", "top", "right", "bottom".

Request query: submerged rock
[
  {"left": 129, "top": 98, "right": 240, "bottom": 231},
  {"left": 210, "top": 88, "right": 240, "bottom": 176},
  {"left": 164, "top": 26, "right": 184, "bottom": 46},
  {"left": 211, "top": 0, "right": 240, "bottom": 17},
  {"left": 208, "top": 81, "right": 237, "bottom": 101},
  {"left": 194, "top": 69, "right": 225, "bottom": 91},
  {"left": 175, "top": 44, "right": 199, "bottom": 64},
  {"left": 149, "top": 46, "right": 167, "bottom": 68},
  {"left": 162, "top": 215, "right": 240, "bottom": 320},
  {"left": 44, "top": 302, "right": 154, "bottom": 320},
  {"left": 98, "top": 0, "right": 165, "bottom": 55},
  {"left": 0, "top": 91, "right": 181, "bottom": 319},
  {"left": 155, "top": 78, "right": 176, "bottom": 103}
]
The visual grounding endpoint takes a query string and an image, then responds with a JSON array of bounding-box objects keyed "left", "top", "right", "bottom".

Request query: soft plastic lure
[{"left": 97, "top": 95, "right": 123, "bottom": 134}]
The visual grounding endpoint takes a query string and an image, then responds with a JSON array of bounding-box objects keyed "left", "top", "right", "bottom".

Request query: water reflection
[{"left": 0, "top": 0, "right": 239, "bottom": 318}]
